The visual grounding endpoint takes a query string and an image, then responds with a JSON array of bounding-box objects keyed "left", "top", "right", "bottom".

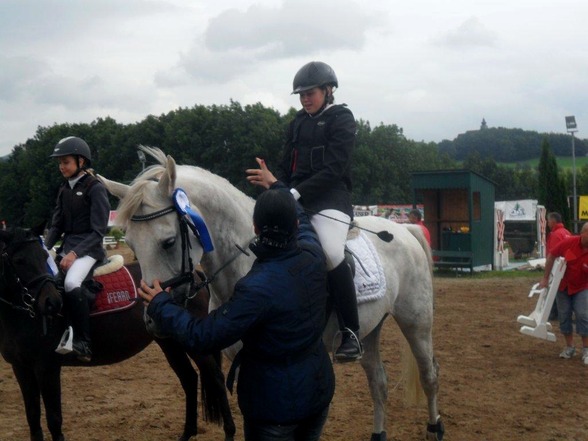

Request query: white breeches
[
  {"left": 63, "top": 255, "right": 97, "bottom": 292},
  {"left": 310, "top": 209, "right": 350, "bottom": 271}
]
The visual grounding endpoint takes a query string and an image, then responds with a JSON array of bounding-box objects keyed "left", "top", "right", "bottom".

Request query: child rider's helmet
[
  {"left": 292, "top": 61, "right": 338, "bottom": 94},
  {"left": 50, "top": 136, "right": 92, "bottom": 164}
]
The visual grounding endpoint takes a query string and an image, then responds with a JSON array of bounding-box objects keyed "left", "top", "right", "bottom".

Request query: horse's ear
[
  {"left": 98, "top": 175, "right": 130, "bottom": 200},
  {"left": 158, "top": 155, "right": 177, "bottom": 197},
  {"left": 31, "top": 222, "right": 46, "bottom": 237}
]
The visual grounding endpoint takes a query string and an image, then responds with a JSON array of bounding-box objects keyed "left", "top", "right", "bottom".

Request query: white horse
[{"left": 99, "top": 147, "right": 443, "bottom": 441}]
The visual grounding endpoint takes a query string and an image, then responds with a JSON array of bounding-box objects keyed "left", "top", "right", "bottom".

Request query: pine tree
[{"left": 537, "top": 138, "right": 571, "bottom": 227}]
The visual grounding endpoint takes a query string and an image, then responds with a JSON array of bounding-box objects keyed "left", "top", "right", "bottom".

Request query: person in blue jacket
[{"left": 139, "top": 179, "right": 335, "bottom": 441}]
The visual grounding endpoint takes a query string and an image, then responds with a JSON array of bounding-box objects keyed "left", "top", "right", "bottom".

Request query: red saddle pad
[{"left": 90, "top": 266, "right": 138, "bottom": 316}]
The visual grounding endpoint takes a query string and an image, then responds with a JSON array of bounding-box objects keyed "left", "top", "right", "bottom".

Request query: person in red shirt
[
  {"left": 540, "top": 223, "right": 588, "bottom": 365},
  {"left": 546, "top": 212, "right": 572, "bottom": 255},
  {"left": 545, "top": 212, "right": 571, "bottom": 320},
  {"left": 408, "top": 208, "right": 431, "bottom": 246}
]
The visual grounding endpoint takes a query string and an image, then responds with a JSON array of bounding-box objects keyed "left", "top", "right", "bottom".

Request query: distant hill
[{"left": 438, "top": 126, "right": 588, "bottom": 162}]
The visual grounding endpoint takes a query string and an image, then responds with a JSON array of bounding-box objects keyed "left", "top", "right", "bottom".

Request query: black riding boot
[
  {"left": 64, "top": 287, "right": 92, "bottom": 362},
  {"left": 328, "top": 261, "right": 363, "bottom": 362}
]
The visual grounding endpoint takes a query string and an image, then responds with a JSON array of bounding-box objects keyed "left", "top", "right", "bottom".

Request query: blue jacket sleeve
[{"left": 146, "top": 280, "right": 270, "bottom": 354}]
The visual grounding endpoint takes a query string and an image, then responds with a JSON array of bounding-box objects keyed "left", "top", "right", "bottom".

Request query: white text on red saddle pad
[{"left": 90, "top": 266, "right": 137, "bottom": 316}]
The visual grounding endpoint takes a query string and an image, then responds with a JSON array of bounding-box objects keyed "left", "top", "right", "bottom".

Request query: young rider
[
  {"left": 247, "top": 61, "right": 363, "bottom": 362},
  {"left": 45, "top": 136, "right": 110, "bottom": 362}
]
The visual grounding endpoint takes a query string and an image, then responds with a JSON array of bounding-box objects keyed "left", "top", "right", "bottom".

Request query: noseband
[{"left": 0, "top": 237, "right": 57, "bottom": 318}]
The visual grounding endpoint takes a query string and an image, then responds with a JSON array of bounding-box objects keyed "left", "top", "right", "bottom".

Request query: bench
[{"left": 433, "top": 250, "right": 473, "bottom": 272}]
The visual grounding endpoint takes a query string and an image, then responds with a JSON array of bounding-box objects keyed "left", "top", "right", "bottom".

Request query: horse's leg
[
  {"left": 12, "top": 364, "right": 44, "bottom": 441},
  {"left": 359, "top": 318, "right": 388, "bottom": 441},
  {"left": 189, "top": 351, "right": 236, "bottom": 441},
  {"left": 37, "top": 362, "right": 65, "bottom": 441},
  {"left": 156, "top": 338, "right": 199, "bottom": 441},
  {"left": 395, "top": 313, "right": 444, "bottom": 441}
]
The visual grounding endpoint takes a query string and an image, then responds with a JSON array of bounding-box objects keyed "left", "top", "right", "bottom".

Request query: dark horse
[{"left": 0, "top": 225, "right": 235, "bottom": 441}]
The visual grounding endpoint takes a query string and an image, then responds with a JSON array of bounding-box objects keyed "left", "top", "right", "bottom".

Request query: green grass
[{"left": 500, "top": 156, "right": 588, "bottom": 170}]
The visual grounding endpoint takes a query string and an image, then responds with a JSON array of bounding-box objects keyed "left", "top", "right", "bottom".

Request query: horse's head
[
  {"left": 99, "top": 147, "right": 210, "bottom": 297},
  {"left": 0, "top": 225, "right": 62, "bottom": 318}
]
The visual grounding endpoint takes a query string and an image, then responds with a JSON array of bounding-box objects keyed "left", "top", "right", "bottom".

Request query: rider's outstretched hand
[{"left": 246, "top": 157, "right": 277, "bottom": 190}]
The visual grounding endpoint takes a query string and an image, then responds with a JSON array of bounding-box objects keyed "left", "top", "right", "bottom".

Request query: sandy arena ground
[{"left": 1, "top": 258, "right": 587, "bottom": 440}]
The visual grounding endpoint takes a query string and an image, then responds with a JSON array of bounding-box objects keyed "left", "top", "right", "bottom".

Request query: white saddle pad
[{"left": 346, "top": 231, "right": 386, "bottom": 304}]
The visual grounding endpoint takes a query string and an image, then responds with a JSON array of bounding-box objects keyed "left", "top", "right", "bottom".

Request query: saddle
[{"left": 85, "top": 255, "right": 138, "bottom": 316}]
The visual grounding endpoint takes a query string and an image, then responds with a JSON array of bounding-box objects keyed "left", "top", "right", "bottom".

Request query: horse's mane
[
  {"left": 114, "top": 146, "right": 252, "bottom": 229},
  {"left": 114, "top": 147, "right": 170, "bottom": 227}
]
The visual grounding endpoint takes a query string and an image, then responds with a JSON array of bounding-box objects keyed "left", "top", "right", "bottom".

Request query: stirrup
[{"left": 55, "top": 326, "right": 74, "bottom": 354}]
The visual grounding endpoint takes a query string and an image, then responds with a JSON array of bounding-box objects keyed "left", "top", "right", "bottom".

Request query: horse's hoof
[
  {"left": 30, "top": 429, "right": 44, "bottom": 441},
  {"left": 426, "top": 417, "right": 445, "bottom": 441},
  {"left": 370, "top": 431, "right": 386, "bottom": 441},
  {"left": 177, "top": 432, "right": 196, "bottom": 441}
]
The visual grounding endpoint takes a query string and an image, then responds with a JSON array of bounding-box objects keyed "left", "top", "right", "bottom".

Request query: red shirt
[
  {"left": 546, "top": 223, "right": 571, "bottom": 255},
  {"left": 550, "top": 236, "right": 588, "bottom": 295},
  {"left": 416, "top": 221, "right": 431, "bottom": 246}
]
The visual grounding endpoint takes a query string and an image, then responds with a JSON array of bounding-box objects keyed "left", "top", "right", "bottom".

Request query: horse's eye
[{"left": 162, "top": 237, "right": 175, "bottom": 250}]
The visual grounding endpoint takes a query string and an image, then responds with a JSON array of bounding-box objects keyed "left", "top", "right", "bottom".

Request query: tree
[{"left": 537, "top": 138, "right": 571, "bottom": 227}]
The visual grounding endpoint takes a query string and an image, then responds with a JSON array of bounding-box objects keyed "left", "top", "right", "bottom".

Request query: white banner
[
  {"left": 353, "top": 205, "right": 378, "bottom": 217},
  {"left": 495, "top": 200, "right": 537, "bottom": 221}
]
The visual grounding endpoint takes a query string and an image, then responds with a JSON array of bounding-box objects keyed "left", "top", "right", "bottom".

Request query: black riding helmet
[
  {"left": 50, "top": 136, "right": 92, "bottom": 176},
  {"left": 292, "top": 61, "right": 338, "bottom": 94},
  {"left": 253, "top": 189, "right": 298, "bottom": 248},
  {"left": 50, "top": 136, "right": 92, "bottom": 162}
]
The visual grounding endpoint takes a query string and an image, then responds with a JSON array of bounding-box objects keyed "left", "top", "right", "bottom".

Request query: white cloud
[
  {"left": 0, "top": 0, "right": 587, "bottom": 157},
  {"left": 164, "top": 0, "right": 379, "bottom": 85},
  {"left": 434, "top": 17, "right": 498, "bottom": 48}
]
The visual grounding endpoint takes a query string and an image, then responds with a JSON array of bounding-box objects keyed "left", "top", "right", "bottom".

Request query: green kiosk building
[{"left": 411, "top": 170, "right": 496, "bottom": 271}]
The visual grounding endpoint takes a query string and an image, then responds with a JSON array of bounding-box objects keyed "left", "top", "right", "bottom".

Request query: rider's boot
[
  {"left": 328, "top": 261, "right": 363, "bottom": 362},
  {"left": 64, "top": 287, "right": 92, "bottom": 362}
]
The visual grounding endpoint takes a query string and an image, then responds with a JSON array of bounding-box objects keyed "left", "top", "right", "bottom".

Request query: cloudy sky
[{"left": 1, "top": 0, "right": 586, "bottom": 157}]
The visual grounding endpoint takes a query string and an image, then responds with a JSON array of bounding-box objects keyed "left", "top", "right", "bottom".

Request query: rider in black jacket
[
  {"left": 271, "top": 61, "right": 362, "bottom": 362},
  {"left": 45, "top": 136, "right": 110, "bottom": 362}
]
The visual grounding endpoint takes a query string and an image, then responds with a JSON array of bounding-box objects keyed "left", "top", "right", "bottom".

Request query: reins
[{"left": 184, "top": 241, "right": 252, "bottom": 300}]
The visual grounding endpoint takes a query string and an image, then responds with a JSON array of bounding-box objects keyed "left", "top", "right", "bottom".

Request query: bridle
[
  {"left": 131, "top": 206, "right": 203, "bottom": 295},
  {"left": 0, "top": 236, "right": 58, "bottom": 318},
  {"left": 130, "top": 203, "right": 252, "bottom": 299}
]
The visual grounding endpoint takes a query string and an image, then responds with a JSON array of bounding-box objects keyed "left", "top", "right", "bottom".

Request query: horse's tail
[
  {"left": 401, "top": 339, "right": 427, "bottom": 405},
  {"left": 402, "top": 224, "right": 433, "bottom": 405}
]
